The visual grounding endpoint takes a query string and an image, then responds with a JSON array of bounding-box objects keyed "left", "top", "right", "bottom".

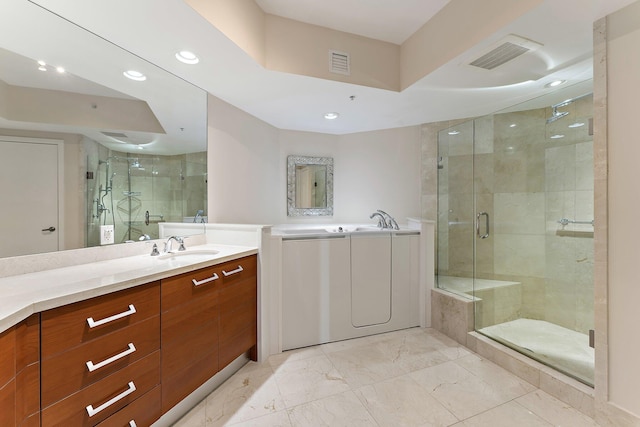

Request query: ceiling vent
[
  {"left": 329, "top": 50, "right": 350, "bottom": 76},
  {"left": 101, "top": 131, "right": 128, "bottom": 138},
  {"left": 468, "top": 34, "right": 542, "bottom": 70}
]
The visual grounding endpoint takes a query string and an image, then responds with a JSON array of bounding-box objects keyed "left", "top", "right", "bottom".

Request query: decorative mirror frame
[{"left": 287, "top": 155, "right": 334, "bottom": 216}]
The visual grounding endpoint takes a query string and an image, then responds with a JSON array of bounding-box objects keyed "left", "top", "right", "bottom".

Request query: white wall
[
  {"left": 606, "top": 0, "right": 640, "bottom": 418},
  {"left": 207, "top": 93, "right": 422, "bottom": 226}
]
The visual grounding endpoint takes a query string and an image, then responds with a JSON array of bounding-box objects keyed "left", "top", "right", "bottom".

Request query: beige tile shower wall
[{"left": 427, "top": 101, "right": 594, "bottom": 332}]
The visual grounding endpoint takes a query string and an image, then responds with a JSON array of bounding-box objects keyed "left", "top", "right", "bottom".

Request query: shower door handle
[{"left": 476, "top": 212, "right": 489, "bottom": 239}]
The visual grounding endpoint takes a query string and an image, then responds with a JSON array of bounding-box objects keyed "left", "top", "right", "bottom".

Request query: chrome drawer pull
[
  {"left": 129, "top": 421, "right": 137, "bottom": 427},
  {"left": 86, "top": 381, "right": 136, "bottom": 417},
  {"left": 192, "top": 273, "right": 219, "bottom": 287},
  {"left": 87, "top": 304, "right": 137, "bottom": 328},
  {"left": 86, "top": 343, "right": 136, "bottom": 372},
  {"left": 222, "top": 265, "right": 243, "bottom": 277}
]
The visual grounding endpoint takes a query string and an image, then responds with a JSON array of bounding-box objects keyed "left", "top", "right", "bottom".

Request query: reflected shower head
[{"left": 129, "top": 159, "right": 144, "bottom": 170}]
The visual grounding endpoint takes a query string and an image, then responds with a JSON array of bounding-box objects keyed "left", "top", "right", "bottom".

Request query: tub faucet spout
[
  {"left": 369, "top": 212, "right": 388, "bottom": 229},
  {"left": 376, "top": 210, "right": 399, "bottom": 230}
]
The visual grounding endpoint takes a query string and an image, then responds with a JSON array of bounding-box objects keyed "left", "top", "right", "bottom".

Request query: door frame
[{"left": 0, "top": 135, "right": 65, "bottom": 251}]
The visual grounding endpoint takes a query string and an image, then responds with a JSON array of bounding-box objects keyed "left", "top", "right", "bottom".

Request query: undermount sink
[{"left": 158, "top": 249, "right": 220, "bottom": 262}]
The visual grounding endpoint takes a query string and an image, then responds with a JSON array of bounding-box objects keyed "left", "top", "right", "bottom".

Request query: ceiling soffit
[{"left": 186, "top": 0, "right": 544, "bottom": 92}]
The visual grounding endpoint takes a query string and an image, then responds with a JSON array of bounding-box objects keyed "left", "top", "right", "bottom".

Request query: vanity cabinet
[
  {"left": 40, "top": 282, "right": 161, "bottom": 426},
  {"left": 0, "top": 314, "right": 40, "bottom": 427},
  {"left": 1, "top": 252, "right": 258, "bottom": 426},
  {"left": 161, "top": 254, "right": 258, "bottom": 411}
]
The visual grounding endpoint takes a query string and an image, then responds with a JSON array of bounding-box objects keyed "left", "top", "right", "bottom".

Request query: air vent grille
[
  {"left": 329, "top": 50, "right": 350, "bottom": 75},
  {"left": 101, "top": 131, "right": 128, "bottom": 138},
  {"left": 469, "top": 42, "right": 530, "bottom": 70}
]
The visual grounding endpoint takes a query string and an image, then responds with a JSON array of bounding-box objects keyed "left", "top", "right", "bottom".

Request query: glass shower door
[
  {"left": 472, "top": 96, "right": 595, "bottom": 386},
  {"left": 436, "top": 94, "right": 595, "bottom": 386}
]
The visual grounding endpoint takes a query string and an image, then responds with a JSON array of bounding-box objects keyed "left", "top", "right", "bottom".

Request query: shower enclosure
[
  {"left": 437, "top": 93, "right": 595, "bottom": 385},
  {"left": 87, "top": 150, "right": 207, "bottom": 246}
]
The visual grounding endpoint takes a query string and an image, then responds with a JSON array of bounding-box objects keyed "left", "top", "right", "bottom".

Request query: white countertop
[{"left": 0, "top": 243, "right": 257, "bottom": 334}]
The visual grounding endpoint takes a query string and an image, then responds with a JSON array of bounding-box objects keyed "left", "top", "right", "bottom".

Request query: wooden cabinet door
[
  {"left": 0, "top": 314, "right": 40, "bottom": 427},
  {"left": 218, "top": 255, "right": 258, "bottom": 368}
]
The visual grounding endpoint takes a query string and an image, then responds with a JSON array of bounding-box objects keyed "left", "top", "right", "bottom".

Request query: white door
[
  {"left": 0, "top": 137, "right": 62, "bottom": 257},
  {"left": 351, "top": 233, "right": 392, "bottom": 327}
]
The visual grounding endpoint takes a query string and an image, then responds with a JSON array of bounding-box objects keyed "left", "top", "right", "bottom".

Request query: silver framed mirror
[{"left": 287, "top": 155, "right": 333, "bottom": 216}]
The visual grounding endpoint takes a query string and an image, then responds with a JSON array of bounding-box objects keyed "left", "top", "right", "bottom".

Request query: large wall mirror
[
  {"left": 0, "top": 1, "right": 207, "bottom": 257},
  {"left": 287, "top": 155, "right": 333, "bottom": 216}
]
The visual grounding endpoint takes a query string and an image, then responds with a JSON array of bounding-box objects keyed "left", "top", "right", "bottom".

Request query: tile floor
[{"left": 172, "top": 328, "right": 601, "bottom": 426}]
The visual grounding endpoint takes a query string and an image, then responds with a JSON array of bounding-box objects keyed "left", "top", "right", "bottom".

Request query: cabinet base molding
[{"left": 152, "top": 352, "right": 250, "bottom": 427}]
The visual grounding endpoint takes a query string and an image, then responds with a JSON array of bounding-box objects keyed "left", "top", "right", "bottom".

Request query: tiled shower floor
[
  {"left": 172, "top": 328, "right": 600, "bottom": 426},
  {"left": 479, "top": 318, "right": 595, "bottom": 385}
]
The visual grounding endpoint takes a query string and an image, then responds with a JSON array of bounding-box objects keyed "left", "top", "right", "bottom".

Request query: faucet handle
[{"left": 150, "top": 243, "right": 160, "bottom": 256}]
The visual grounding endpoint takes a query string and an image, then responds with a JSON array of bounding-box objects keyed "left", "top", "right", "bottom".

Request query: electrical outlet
[{"left": 100, "top": 225, "right": 114, "bottom": 245}]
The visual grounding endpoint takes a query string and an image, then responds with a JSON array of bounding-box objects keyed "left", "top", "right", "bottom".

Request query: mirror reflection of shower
[
  {"left": 93, "top": 159, "right": 116, "bottom": 226},
  {"left": 87, "top": 150, "right": 208, "bottom": 247}
]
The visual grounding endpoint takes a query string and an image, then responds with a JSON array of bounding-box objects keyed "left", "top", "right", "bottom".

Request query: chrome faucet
[
  {"left": 369, "top": 211, "right": 388, "bottom": 229},
  {"left": 193, "top": 209, "right": 205, "bottom": 223},
  {"left": 375, "top": 210, "right": 400, "bottom": 230},
  {"left": 164, "top": 236, "right": 186, "bottom": 253}
]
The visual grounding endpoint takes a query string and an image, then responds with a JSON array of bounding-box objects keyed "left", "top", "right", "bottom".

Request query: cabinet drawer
[
  {"left": 0, "top": 325, "right": 14, "bottom": 389},
  {"left": 218, "top": 255, "right": 257, "bottom": 289},
  {"left": 42, "top": 315, "right": 160, "bottom": 407},
  {"left": 162, "top": 266, "right": 219, "bottom": 311},
  {"left": 42, "top": 282, "right": 160, "bottom": 358},
  {"left": 95, "top": 386, "right": 161, "bottom": 427},
  {"left": 0, "top": 378, "right": 15, "bottom": 427},
  {"left": 41, "top": 351, "right": 160, "bottom": 427}
]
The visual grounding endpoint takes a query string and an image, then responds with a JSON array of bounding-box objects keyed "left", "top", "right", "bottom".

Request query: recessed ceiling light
[
  {"left": 550, "top": 134, "right": 565, "bottom": 139},
  {"left": 568, "top": 122, "right": 585, "bottom": 128},
  {"left": 175, "top": 50, "right": 199, "bottom": 65},
  {"left": 324, "top": 112, "right": 339, "bottom": 120},
  {"left": 545, "top": 79, "right": 566, "bottom": 88},
  {"left": 56, "top": 66, "right": 65, "bottom": 73},
  {"left": 448, "top": 130, "right": 460, "bottom": 135},
  {"left": 123, "top": 70, "right": 146, "bottom": 81},
  {"left": 509, "top": 123, "right": 517, "bottom": 128}
]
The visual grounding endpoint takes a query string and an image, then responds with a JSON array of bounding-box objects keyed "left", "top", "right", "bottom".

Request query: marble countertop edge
[{"left": 0, "top": 243, "right": 258, "bottom": 334}]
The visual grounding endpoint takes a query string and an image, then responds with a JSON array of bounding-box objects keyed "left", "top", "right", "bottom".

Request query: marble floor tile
[
  {"left": 268, "top": 346, "right": 325, "bottom": 368},
  {"left": 325, "top": 338, "right": 410, "bottom": 388},
  {"left": 173, "top": 400, "right": 206, "bottom": 427},
  {"left": 354, "top": 375, "right": 458, "bottom": 427},
  {"left": 205, "top": 364, "right": 285, "bottom": 426},
  {"left": 455, "top": 401, "right": 552, "bottom": 427},
  {"left": 287, "top": 390, "right": 377, "bottom": 427},
  {"left": 454, "top": 354, "right": 536, "bottom": 400},
  {"left": 225, "top": 411, "right": 292, "bottom": 427},
  {"left": 171, "top": 328, "right": 602, "bottom": 427},
  {"left": 515, "top": 390, "right": 600, "bottom": 427},
  {"left": 409, "top": 361, "right": 510, "bottom": 420},
  {"left": 272, "top": 354, "right": 350, "bottom": 408}
]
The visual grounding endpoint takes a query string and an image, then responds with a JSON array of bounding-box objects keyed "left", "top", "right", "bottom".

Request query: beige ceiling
[{"left": 12, "top": 0, "right": 640, "bottom": 137}]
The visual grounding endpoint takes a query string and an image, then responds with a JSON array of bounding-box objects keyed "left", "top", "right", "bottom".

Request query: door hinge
[{"left": 589, "top": 329, "right": 595, "bottom": 348}]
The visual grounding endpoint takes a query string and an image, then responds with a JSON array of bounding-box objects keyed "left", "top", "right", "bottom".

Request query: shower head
[{"left": 546, "top": 108, "right": 569, "bottom": 124}]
